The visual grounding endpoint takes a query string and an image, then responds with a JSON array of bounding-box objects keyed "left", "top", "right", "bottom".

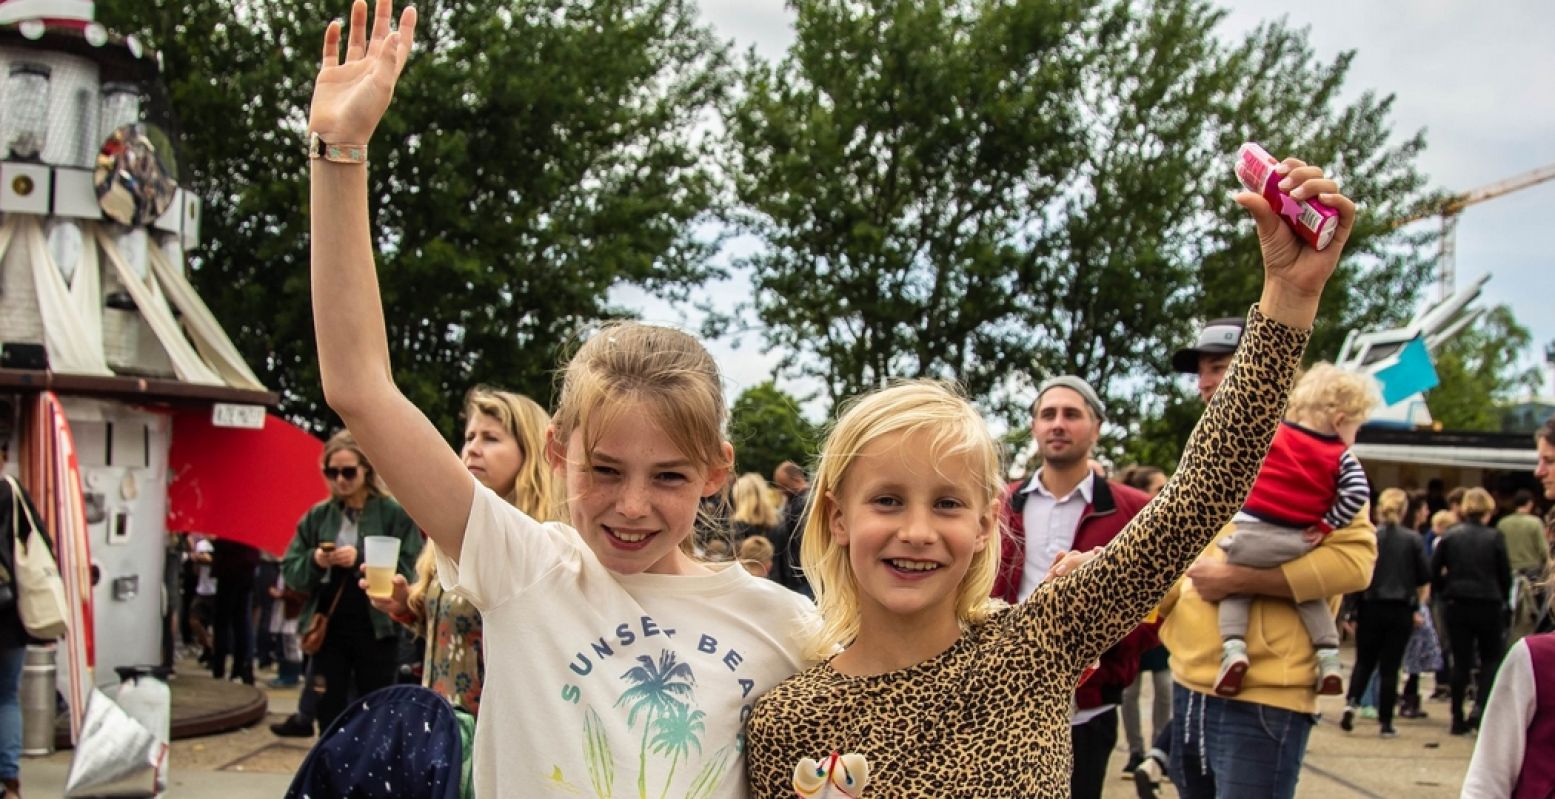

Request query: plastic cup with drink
[{"left": 362, "top": 536, "right": 401, "bottom": 599}]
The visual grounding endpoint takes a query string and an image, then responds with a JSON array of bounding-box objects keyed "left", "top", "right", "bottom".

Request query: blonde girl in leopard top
[{"left": 745, "top": 157, "right": 1355, "bottom": 798}]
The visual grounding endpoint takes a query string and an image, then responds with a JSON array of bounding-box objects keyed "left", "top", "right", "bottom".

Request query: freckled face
[{"left": 551, "top": 402, "right": 729, "bottom": 575}]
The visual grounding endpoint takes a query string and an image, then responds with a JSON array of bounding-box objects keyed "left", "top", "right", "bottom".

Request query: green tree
[
  {"left": 728, "top": 382, "right": 817, "bottom": 479},
  {"left": 728, "top": 0, "right": 1095, "bottom": 411},
  {"left": 97, "top": 0, "right": 731, "bottom": 435},
  {"left": 730, "top": 0, "right": 1439, "bottom": 433},
  {"left": 1427, "top": 305, "right": 1542, "bottom": 431}
]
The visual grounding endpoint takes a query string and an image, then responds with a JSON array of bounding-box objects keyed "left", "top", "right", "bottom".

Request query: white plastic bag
[{"left": 64, "top": 688, "right": 167, "bottom": 798}]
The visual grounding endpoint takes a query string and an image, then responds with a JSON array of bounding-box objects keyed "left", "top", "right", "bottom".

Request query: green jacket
[
  {"left": 1498, "top": 511, "right": 1550, "bottom": 576},
  {"left": 281, "top": 495, "right": 422, "bottom": 640}
]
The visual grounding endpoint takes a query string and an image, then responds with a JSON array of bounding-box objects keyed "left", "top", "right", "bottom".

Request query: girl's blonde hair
[
  {"left": 1375, "top": 487, "right": 1408, "bottom": 525},
  {"left": 323, "top": 429, "right": 386, "bottom": 497},
  {"left": 552, "top": 322, "right": 730, "bottom": 555},
  {"left": 731, "top": 472, "right": 779, "bottom": 528},
  {"left": 1431, "top": 509, "right": 1457, "bottom": 530},
  {"left": 1286, "top": 363, "right": 1381, "bottom": 422},
  {"left": 800, "top": 379, "right": 1004, "bottom": 661},
  {"left": 1460, "top": 487, "right": 1496, "bottom": 521},
  {"left": 408, "top": 387, "right": 561, "bottom": 617}
]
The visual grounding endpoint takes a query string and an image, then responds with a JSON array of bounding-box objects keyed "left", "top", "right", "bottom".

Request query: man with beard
[{"left": 992, "top": 376, "right": 1155, "bottom": 799}]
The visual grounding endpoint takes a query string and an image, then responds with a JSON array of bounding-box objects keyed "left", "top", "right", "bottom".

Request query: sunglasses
[{"left": 323, "top": 466, "right": 360, "bottom": 481}]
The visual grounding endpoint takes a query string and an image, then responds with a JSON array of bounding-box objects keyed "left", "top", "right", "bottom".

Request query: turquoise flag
[{"left": 1375, "top": 336, "right": 1439, "bottom": 406}]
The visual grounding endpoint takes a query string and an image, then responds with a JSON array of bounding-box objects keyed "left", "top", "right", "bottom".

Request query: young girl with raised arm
[
  {"left": 745, "top": 166, "right": 1355, "bottom": 795},
  {"left": 306, "top": 4, "right": 815, "bottom": 796}
]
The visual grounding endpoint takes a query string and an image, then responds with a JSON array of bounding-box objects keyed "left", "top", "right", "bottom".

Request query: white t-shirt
[
  {"left": 1461, "top": 636, "right": 1540, "bottom": 798},
  {"left": 437, "top": 480, "right": 816, "bottom": 799}
]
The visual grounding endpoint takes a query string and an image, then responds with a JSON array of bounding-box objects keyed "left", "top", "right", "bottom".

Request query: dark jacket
[
  {"left": 1431, "top": 521, "right": 1512, "bottom": 605},
  {"left": 280, "top": 495, "right": 422, "bottom": 640},
  {"left": 1361, "top": 523, "right": 1429, "bottom": 606},
  {"left": 994, "top": 473, "right": 1156, "bottom": 711},
  {"left": 768, "top": 490, "right": 811, "bottom": 596}
]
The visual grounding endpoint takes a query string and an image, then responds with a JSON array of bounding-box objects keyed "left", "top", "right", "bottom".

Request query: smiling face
[
  {"left": 462, "top": 412, "right": 523, "bottom": 494},
  {"left": 1033, "top": 387, "right": 1099, "bottom": 469},
  {"left": 827, "top": 428, "right": 994, "bottom": 628},
  {"left": 549, "top": 400, "right": 730, "bottom": 575}
]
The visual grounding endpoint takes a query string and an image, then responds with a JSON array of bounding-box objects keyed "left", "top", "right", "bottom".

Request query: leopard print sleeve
[{"left": 1014, "top": 305, "right": 1310, "bottom": 668}]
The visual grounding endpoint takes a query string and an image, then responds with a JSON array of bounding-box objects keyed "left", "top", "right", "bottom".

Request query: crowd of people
[
  {"left": 273, "top": 2, "right": 1555, "bottom": 797},
  {"left": 55, "top": 2, "right": 1538, "bottom": 798}
]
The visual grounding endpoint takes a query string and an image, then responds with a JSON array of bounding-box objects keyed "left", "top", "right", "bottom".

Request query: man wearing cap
[
  {"left": 1171, "top": 316, "right": 1246, "bottom": 403},
  {"left": 992, "top": 376, "right": 1156, "bottom": 799},
  {"left": 1136, "top": 318, "right": 1377, "bottom": 799}
]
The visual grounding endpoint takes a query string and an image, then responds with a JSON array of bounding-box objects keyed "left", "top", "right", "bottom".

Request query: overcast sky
[{"left": 616, "top": 0, "right": 1555, "bottom": 412}]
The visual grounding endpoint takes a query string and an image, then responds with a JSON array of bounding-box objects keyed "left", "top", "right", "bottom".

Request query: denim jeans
[
  {"left": 1168, "top": 683, "right": 1315, "bottom": 799},
  {"left": 0, "top": 645, "right": 25, "bottom": 781}
]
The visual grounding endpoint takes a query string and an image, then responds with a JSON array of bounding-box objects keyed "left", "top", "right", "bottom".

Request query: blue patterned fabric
[{"left": 285, "top": 685, "right": 463, "bottom": 799}]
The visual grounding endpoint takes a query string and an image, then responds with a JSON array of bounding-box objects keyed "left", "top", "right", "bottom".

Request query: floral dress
[{"left": 421, "top": 574, "right": 485, "bottom": 714}]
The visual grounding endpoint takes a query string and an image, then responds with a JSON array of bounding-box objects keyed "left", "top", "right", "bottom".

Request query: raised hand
[
  {"left": 309, "top": 0, "right": 417, "bottom": 145},
  {"left": 1234, "top": 157, "right": 1356, "bottom": 324}
]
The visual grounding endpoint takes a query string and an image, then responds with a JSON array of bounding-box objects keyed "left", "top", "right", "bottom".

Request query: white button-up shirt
[
  {"left": 1017, "top": 470, "right": 1094, "bottom": 601},
  {"left": 1018, "top": 471, "right": 1113, "bottom": 726}
]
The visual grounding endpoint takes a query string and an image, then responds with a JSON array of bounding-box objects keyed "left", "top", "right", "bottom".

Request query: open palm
[{"left": 309, "top": 0, "right": 417, "bottom": 145}]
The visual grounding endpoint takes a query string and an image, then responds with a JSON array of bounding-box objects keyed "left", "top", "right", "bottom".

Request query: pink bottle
[{"left": 1234, "top": 142, "right": 1339, "bottom": 251}]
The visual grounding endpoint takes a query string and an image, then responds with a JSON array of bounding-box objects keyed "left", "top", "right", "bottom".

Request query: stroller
[{"left": 285, "top": 685, "right": 474, "bottom": 799}]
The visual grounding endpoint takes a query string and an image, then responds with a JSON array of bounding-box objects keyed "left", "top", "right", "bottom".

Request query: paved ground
[{"left": 23, "top": 648, "right": 1478, "bottom": 797}]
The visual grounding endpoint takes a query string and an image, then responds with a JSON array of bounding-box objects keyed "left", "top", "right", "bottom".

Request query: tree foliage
[
  {"left": 1427, "top": 305, "right": 1543, "bottom": 431},
  {"left": 728, "top": 382, "right": 817, "bottom": 481},
  {"left": 97, "top": 0, "right": 731, "bottom": 435},
  {"left": 730, "top": 0, "right": 1442, "bottom": 460}
]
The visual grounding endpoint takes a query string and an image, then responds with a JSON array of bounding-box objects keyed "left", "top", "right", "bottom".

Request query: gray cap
[
  {"left": 1171, "top": 317, "right": 1245, "bottom": 374},
  {"left": 1034, "top": 375, "right": 1106, "bottom": 422}
]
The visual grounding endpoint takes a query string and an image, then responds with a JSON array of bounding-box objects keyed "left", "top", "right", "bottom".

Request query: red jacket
[{"left": 993, "top": 473, "right": 1159, "bottom": 712}]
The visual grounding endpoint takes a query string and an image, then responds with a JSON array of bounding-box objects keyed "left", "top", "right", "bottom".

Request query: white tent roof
[{"left": 1351, "top": 442, "right": 1537, "bottom": 472}]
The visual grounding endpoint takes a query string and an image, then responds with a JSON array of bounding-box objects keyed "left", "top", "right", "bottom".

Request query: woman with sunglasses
[{"left": 279, "top": 429, "right": 421, "bottom": 732}]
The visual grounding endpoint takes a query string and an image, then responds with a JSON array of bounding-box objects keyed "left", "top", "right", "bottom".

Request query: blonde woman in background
[
  {"left": 365, "top": 387, "right": 558, "bottom": 713},
  {"left": 730, "top": 472, "right": 781, "bottom": 543}
]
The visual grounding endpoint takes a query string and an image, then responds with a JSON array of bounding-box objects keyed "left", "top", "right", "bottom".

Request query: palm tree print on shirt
[
  {"left": 615, "top": 650, "right": 699, "bottom": 799},
  {"left": 650, "top": 701, "right": 707, "bottom": 799}
]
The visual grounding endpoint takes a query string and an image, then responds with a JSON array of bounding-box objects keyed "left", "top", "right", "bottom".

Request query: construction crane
[{"left": 1398, "top": 163, "right": 1555, "bottom": 301}]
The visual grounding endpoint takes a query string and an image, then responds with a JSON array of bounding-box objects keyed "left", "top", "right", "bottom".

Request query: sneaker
[
  {"left": 1358, "top": 706, "right": 1378, "bottom": 720},
  {"left": 267, "top": 676, "right": 300, "bottom": 689},
  {"left": 1379, "top": 725, "right": 1398, "bottom": 738},
  {"left": 269, "top": 715, "right": 316, "bottom": 738},
  {"left": 1315, "top": 648, "right": 1344, "bottom": 696},
  {"left": 1340, "top": 706, "right": 1356, "bottom": 732},
  {"left": 1133, "top": 754, "right": 1165, "bottom": 799},
  {"left": 1215, "top": 640, "right": 1250, "bottom": 696}
]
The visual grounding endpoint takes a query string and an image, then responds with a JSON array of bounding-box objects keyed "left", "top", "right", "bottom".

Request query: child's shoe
[
  {"left": 1315, "top": 647, "right": 1344, "bottom": 695},
  {"left": 1214, "top": 639, "right": 1250, "bottom": 696}
]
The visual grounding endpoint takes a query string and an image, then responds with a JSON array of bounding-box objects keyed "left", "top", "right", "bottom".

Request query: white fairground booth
[{"left": 0, "top": 0, "right": 320, "bottom": 747}]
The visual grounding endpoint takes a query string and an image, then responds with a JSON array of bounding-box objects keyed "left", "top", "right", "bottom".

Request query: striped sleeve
[{"left": 1322, "top": 451, "right": 1370, "bottom": 532}]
